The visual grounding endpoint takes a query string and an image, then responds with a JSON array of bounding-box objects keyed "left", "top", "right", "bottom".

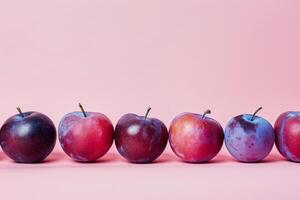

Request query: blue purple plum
[{"left": 224, "top": 113, "right": 275, "bottom": 162}]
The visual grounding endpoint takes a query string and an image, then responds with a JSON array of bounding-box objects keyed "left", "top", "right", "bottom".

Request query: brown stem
[
  {"left": 144, "top": 107, "right": 151, "bottom": 120},
  {"left": 78, "top": 103, "right": 87, "bottom": 117},
  {"left": 16, "top": 107, "right": 25, "bottom": 118},
  {"left": 251, "top": 107, "right": 263, "bottom": 121},
  {"left": 202, "top": 109, "right": 211, "bottom": 119}
]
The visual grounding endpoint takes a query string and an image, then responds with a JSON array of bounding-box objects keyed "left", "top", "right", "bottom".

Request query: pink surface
[{"left": 0, "top": 0, "right": 299, "bottom": 199}]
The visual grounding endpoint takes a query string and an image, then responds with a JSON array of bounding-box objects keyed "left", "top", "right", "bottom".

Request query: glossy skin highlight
[
  {"left": 169, "top": 112, "right": 224, "bottom": 162},
  {"left": 0, "top": 112, "right": 56, "bottom": 163},
  {"left": 224, "top": 114, "right": 275, "bottom": 162},
  {"left": 274, "top": 112, "right": 300, "bottom": 162},
  {"left": 58, "top": 112, "right": 114, "bottom": 162},
  {"left": 115, "top": 113, "right": 168, "bottom": 163}
]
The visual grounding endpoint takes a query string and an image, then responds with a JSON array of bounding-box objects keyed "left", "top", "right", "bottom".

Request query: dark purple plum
[
  {"left": 115, "top": 107, "right": 168, "bottom": 163},
  {"left": 0, "top": 108, "right": 56, "bottom": 163}
]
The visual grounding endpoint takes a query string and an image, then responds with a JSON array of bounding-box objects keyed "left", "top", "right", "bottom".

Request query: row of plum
[{"left": 0, "top": 104, "right": 299, "bottom": 163}]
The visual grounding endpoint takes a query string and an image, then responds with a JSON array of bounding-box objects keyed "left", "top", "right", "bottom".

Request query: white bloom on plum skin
[{"left": 127, "top": 125, "right": 140, "bottom": 136}]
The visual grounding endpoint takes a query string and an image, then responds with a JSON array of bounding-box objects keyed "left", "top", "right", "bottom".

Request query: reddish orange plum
[
  {"left": 58, "top": 104, "right": 114, "bottom": 162},
  {"left": 274, "top": 111, "right": 300, "bottom": 162},
  {"left": 169, "top": 110, "right": 224, "bottom": 163}
]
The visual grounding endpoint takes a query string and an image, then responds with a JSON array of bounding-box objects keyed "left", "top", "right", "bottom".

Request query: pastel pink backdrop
[{"left": 0, "top": 0, "right": 299, "bottom": 199}]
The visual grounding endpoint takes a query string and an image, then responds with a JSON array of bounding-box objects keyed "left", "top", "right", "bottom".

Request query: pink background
[{"left": 0, "top": 0, "right": 300, "bottom": 199}]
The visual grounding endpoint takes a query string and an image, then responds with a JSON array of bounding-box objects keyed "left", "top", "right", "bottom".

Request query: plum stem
[
  {"left": 251, "top": 106, "right": 263, "bottom": 121},
  {"left": 79, "top": 103, "right": 87, "bottom": 118},
  {"left": 144, "top": 107, "right": 151, "bottom": 120},
  {"left": 202, "top": 109, "right": 211, "bottom": 119},
  {"left": 16, "top": 107, "right": 25, "bottom": 118}
]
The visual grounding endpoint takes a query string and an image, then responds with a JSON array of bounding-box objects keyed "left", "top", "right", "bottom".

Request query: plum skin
[
  {"left": 115, "top": 113, "right": 169, "bottom": 163},
  {"left": 224, "top": 114, "right": 275, "bottom": 162},
  {"left": 169, "top": 112, "right": 224, "bottom": 163},
  {"left": 274, "top": 111, "right": 300, "bottom": 162},
  {"left": 58, "top": 112, "right": 114, "bottom": 162},
  {"left": 0, "top": 112, "right": 56, "bottom": 163}
]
